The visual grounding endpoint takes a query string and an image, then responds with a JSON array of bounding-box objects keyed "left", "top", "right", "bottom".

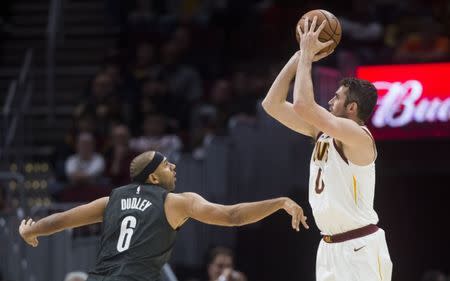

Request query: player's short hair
[
  {"left": 340, "top": 77, "right": 378, "bottom": 122},
  {"left": 130, "top": 151, "right": 155, "bottom": 180}
]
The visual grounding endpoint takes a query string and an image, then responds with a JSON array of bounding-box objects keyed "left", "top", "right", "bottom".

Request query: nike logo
[{"left": 353, "top": 246, "right": 366, "bottom": 252}]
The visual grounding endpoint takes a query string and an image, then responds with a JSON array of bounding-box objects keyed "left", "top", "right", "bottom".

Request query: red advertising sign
[{"left": 357, "top": 63, "right": 450, "bottom": 139}]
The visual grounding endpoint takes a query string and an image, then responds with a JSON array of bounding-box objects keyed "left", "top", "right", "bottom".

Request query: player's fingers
[
  {"left": 297, "top": 25, "right": 303, "bottom": 39},
  {"left": 295, "top": 212, "right": 301, "bottom": 231},
  {"left": 316, "top": 20, "right": 327, "bottom": 34},
  {"left": 304, "top": 16, "right": 309, "bottom": 34},
  {"left": 322, "top": 40, "right": 334, "bottom": 48},
  {"left": 19, "top": 220, "right": 25, "bottom": 233},
  {"left": 291, "top": 215, "right": 297, "bottom": 230},
  {"left": 314, "top": 51, "right": 328, "bottom": 61},
  {"left": 310, "top": 16, "right": 317, "bottom": 33},
  {"left": 296, "top": 210, "right": 303, "bottom": 230},
  {"left": 26, "top": 218, "right": 33, "bottom": 226},
  {"left": 301, "top": 215, "right": 309, "bottom": 229}
]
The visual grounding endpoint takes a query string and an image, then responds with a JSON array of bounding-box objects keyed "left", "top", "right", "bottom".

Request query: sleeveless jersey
[
  {"left": 88, "top": 184, "right": 177, "bottom": 281},
  {"left": 309, "top": 129, "right": 379, "bottom": 235}
]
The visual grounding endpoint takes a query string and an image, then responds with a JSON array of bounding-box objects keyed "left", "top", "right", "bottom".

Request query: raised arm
[
  {"left": 19, "top": 197, "right": 109, "bottom": 247},
  {"left": 292, "top": 17, "right": 372, "bottom": 148},
  {"left": 164, "top": 192, "right": 308, "bottom": 231},
  {"left": 262, "top": 50, "right": 331, "bottom": 138}
]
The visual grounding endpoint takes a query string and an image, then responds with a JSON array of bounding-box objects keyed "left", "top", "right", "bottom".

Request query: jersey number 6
[{"left": 117, "top": 216, "right": 137, "bottom": 252}]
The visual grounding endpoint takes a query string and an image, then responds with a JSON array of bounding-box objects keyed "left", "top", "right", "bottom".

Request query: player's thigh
[
  {"left": 346, "top": 234, "right": 392, "bottom": 281},
  {"left": 378, "top": 232, "right": 393, "bottom": 281},
  {"left": 316, "top": 241, "right": 336, "bottom": 281},
  {"left": 316, "top": 241, "right": 351, "bottom": 281}
]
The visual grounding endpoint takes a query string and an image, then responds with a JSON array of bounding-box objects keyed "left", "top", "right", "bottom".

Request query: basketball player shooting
[
  {"left": 262, "top": 16, "right": 393, "bottom": 281},
  {"left": 19, "top": 151, "right": 308, "bottom": 281}
]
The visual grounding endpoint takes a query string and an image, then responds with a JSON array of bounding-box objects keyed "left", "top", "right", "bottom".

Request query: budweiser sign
[{"left": 357, "top": 63, "right": 450, "bottom": 139}]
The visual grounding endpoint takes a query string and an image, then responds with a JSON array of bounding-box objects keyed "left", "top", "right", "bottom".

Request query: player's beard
[
  {"left": 162, "top": 176, "right": 176, "bottom": 192},
  {"left": 330, "top": 106, "right": 348, "bottom": 119}
]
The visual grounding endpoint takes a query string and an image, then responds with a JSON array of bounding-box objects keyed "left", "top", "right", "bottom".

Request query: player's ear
[
  {"left": 347, "top": 101, "right": 358, "bottom": 113},
  {"left": 149, "top": 173, "right": 159, "bottom": 184}
]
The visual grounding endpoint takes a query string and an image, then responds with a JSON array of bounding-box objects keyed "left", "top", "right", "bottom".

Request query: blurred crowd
[
  {"left": 39, "top": 0, "right": 449, "bottom": 202},
  {"left": 0, "top": 0, "right": 448, "bottom": 202}
]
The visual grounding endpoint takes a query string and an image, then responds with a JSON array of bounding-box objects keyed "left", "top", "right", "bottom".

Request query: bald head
[
  {"left": 130, "top": 151, "right": 155, "bottom": 181},
  {"left": 129, "top": 150, "right": 176, "bottom": 191}
]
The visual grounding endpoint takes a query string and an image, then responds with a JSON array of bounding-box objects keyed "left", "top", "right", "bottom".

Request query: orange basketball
[{"left": 295, "top": 9, "right": 342, "bottom": 54}]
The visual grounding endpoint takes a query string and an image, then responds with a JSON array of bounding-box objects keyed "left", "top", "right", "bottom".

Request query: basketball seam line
[
  {"left": 298, "top": 16, "right": 340, "bottom": 46},
  {"left": 318, "top": 10, "right": 338, "bottom": 45}
]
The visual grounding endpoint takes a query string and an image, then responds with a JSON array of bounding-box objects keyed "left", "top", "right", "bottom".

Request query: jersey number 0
[{"left": 117, "top": 216, "right": 137, "bottom": 252}]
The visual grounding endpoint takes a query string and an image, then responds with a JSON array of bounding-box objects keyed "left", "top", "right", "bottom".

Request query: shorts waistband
[{"left": 322, "top": 224, "right": 379, "bottom": 243}]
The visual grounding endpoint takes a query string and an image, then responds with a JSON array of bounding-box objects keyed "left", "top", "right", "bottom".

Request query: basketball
[{"left": 296, "top": 9, "right": 342, "bottom": 54}]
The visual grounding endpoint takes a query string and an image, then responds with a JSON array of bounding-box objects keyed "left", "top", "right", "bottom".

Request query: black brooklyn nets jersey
[{"left": 88, "top": 184, "right": 177, "bottom": 281}]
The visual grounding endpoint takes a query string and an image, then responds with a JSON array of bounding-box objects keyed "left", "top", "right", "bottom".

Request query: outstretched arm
[
  {"left": 19, "top": 197, "right": 109, "bottom": 247},
  {"left": 293, "top": 17, "right": 371, "bottom": 147},
  {"left": 262, "top": 50, "right": 331, "bottom": 138},
  {"left": 165, "top": 193, "right": 308, "bottom": 231}
]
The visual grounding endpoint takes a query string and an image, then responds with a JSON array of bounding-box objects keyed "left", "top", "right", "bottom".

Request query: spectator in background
[
  {"left": 63, "top": 271, "right": 88, "bottom": 281},
  {"left": 337, "top": 0, "right": 384, "bottom": 63},
  {"left": 393, "top": 21, "right": 450, "bottom": 63},
  {"left": 130, "top": 113, "right": 182, "bottom": 162},
  {"left": 76, "top": 71, "right": 125, "bottom": 136},
  {"left": 229, "top": 68, "right": 265, "bottom": 127},
  {"left": 129, "top": 42, "right": 158, "bottom": 81},
  {"left": 65, "top": 132, "right": 105, "bottom": 187},
  {"left": 82, "top": 72, "right": 116, "bottom": 108},
  {"left": 421, "top": 270, "right": 448, "bottom": 281},
  {"left": 102, "top": 59, "right": 137, "bottom": 100},
  {"left": 171, "top": 25, "right": 201, "bottom": 68},
  {"left": 104, "top": 124, "right": 136, "bottom": 186},
  {"left": 159, "top": 39, "right": 203, "bottom": 103},
  {"left": 206, "top": 247, "right": 247, "bottom": 281},
  {"left": 64, "top": 112, "right": 100, "bottom": 153},
  {"left": 191, "top": 79, "right": 233, "bottom": 159},
  {"left": 136, "top": 76, "right": 188, "bottom": 131}
]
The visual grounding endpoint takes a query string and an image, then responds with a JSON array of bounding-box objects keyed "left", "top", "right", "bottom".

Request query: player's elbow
[
  {"left": 262, "top": 99, "right": 283, "bottom": 119},
  {"left": 261, "top": 99, "right": 273, "bottom": 114}
]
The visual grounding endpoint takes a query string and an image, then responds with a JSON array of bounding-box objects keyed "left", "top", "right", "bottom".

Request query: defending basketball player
[
  {"left": 262, "top": 16, "right": 392, "bottom": 281},
  {"left": 19, "top": 151, "right": 308, "bottom": 281}
]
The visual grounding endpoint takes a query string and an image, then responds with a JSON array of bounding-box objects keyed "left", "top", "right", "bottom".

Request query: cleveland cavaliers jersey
[
  {"left": 309, "top": 128, "right": 379, "bottom": 235},
  {"left": 88, "top": 184, "right": 177, "bottom": 281}
]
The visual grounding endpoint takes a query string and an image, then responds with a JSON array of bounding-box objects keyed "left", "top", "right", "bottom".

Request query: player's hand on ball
[
  {"left": 312, "top": 49, "right": 334, "bottom": 62},
  {"left": 297, "top": 16, "right": 334, "bottom": 59},
  {"left": 282, "top": 198, "right": 309, "bottom": 231},
  {"left": 19, "top": 218, "right": 39, "bottom": 247},
  {"left": 293, "top": 49, "right": 333, "bottom": 63}
]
